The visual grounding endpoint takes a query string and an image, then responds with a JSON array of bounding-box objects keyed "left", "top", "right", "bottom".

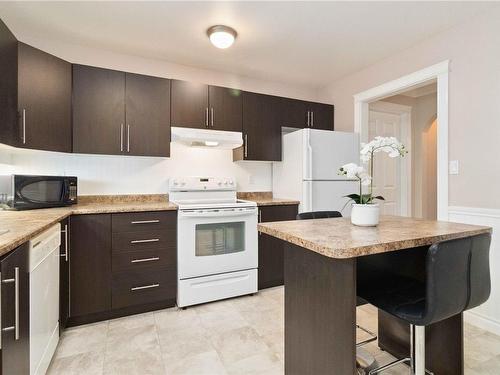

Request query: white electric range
[{"left": 169, "top": 177, "right": 258, "bottom": 307}]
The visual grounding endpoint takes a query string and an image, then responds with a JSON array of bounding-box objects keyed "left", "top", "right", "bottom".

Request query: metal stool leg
[
  {"left": 356, "top": 324, "right": 378, "bottom": 347},
  {"left": 414, "top": 325, "right": 426, "bottom": 375}
]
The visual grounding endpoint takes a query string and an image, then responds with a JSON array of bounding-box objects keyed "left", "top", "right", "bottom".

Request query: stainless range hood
[{"left": 171, "top": 127, "right": 243, "bottom": 149}]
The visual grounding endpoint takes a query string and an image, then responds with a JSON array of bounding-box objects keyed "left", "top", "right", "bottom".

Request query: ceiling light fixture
[{"left": 207, "top": 25, "right": 237, "bottom": 49}]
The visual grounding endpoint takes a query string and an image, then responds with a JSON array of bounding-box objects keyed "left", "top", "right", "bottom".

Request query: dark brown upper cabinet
[
  {"left": 208, "top": 85, "right": 242, "bottom": 131},
  {"left": 125, "top": 73, "right": 171, "bottom": 157},
  {"left": 282, "top": 97, "right": 334, "bottom": 130},
  {"left": 0, "top": 20, "right": 72, "bottom": 152},
  {"left": 233, "top": 92, "right": 282, "bottom": 162},
  {"left": 72, "top": 65, "right": 125, "bottom": 155},
  {"left": 308, "top": 102, "right": 334, "bottom": 130},
  {"left": 72, "top": 65, "right": 171, "bottom": 157},
  {"left": 171, "top": 80, "right": 242, "bottom": 131}
]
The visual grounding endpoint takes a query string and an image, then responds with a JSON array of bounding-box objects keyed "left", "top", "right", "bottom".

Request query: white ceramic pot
[{"left": 351, "top": 203, "right": 380, "bottom": 227}]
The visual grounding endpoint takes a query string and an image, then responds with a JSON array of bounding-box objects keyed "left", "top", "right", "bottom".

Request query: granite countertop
[
  {"left": 258, "top": 215, "right": 492, "bottom": 259},
  {"left": 237, "top": 192, "right": 300, "bottom": 206},
  {"left": 0, "top": 196, "right": 178, "bottom": 257}
]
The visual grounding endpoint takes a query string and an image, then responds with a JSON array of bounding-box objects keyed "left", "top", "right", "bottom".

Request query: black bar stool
[
  {"left": 358, "top": 233, "right": 491, "bottom": 375},
  {"left": 296, "top": 211, "right": 378, "bottom": 348}
]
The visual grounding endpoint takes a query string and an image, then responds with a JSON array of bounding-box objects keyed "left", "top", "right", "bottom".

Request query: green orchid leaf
[{"left": 373, "top": 195, "right": 385, "bottom": 201}]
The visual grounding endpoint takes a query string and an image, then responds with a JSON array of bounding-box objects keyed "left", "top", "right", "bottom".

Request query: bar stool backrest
[
  {"left": 296, "top": 211, "right": 342, "bottom": 220},
  {"left": 424, "top": 233, "right": 491, "bottom": 326}
]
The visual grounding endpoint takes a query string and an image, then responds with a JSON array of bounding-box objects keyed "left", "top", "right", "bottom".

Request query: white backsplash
[{"left": 0, "top": 143, "right": 272, "bottom": 195}]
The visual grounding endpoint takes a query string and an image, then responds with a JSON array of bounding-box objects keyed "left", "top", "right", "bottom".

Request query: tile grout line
[{"left": 153, "top": 311, "right": 170, "bottom": 375}]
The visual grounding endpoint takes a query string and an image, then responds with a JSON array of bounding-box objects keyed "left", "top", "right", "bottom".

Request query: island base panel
[
  {"left": 378, "top": 310, "right": 464, "bottom": 375},
  {"left": 284, "top": 243, "right": 356, "bottom": 375}
]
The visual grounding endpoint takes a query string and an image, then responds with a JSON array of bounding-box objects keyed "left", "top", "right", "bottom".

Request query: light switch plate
[{"left": 449, "top": 160, "right": 459, "bottom": 175}]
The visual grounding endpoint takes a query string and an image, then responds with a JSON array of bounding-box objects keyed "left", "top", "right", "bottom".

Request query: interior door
[
  {"left": 171, "top": 80, "right": 208, "bottom": 129},
  {"left": 72, "top": 65, "right": 125, "bottom": 155},
  {"left": 208, "top": 85, "right": 242, "bottom": 132},
  {"left": 17, "top": 42, "right": 72, "bottom": 152},
  {"left": 125, "top": 73, "right": 171, "bottom": 157},
  {"left": 368, "top": 109, "right": 403, "bottom": 215},
  {"left": 1, "top": 243, "right": 29, "bottom": 375}
]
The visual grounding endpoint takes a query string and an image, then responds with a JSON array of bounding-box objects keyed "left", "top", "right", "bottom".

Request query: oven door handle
[{"left": 179, "top": 210, "right": 256, "bottom": 218}]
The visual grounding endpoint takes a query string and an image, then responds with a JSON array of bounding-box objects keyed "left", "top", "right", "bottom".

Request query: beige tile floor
[{"left": 48, "top": 286, "right": 500, "bottom": 375}]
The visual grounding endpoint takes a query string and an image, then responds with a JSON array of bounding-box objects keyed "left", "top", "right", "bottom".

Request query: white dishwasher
[{"left": 29, "top": 224, "right": 60, "bottom": 375}]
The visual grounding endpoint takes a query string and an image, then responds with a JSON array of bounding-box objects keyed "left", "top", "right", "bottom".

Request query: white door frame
[
  {"left": 369, "top": 101, "right": 412, "bottom": 216},
  {"left": 354, "top": 60, "right": 449, "bottom": 221}
]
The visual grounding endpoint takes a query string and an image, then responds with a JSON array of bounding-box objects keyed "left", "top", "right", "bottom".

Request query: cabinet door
[
  {"left": 237, "top": 92, "right": 281, "bottom": 161},
  {"left": 309, "top": 102, "right": 334, "bottom": 130},
  {"left": 282, "top": 98, "right": 308, "bottom": 128},
  {"left": 208, "top": 85, "right": 242, "bottom": 132},
  {"left": 70, "top": 214, "right": 112, "bottom": 317},
  {"left": 17, "top": 42, "right": 72, "bottom": 152},
  {"left": 59, "top": 218, "right": 70, "bottom": 332},
  {"left": 1, "top": 243, "right": 29, "bottom": 375},
  {"left": 171, "top": 80, "right": 208, "bottom": 129},
  {"left": 258, "top": 205, "right": 298, "bottom": 289},
  {"left": 125, "top": 73, "right": 171, "bottom": 157},
  {"left": 72, "top": 65, "right": 125, "bottom": 155}
]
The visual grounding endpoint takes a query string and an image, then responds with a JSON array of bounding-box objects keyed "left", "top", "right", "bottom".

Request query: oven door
[{"left": 177, "top": 207, "right": 258, "bottom": 279}]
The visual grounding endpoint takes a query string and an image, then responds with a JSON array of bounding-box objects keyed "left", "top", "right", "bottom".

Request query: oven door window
[
  {"left": 195, "top": 221, "right": 245, "bottom": 256},
  {"left": 19, "top": 180, "right": 63, "bottom": 203}
]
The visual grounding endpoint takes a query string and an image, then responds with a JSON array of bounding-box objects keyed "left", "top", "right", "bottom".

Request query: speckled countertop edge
[{"left": 258, "top": 216, "right": 492, "bottom": 259}]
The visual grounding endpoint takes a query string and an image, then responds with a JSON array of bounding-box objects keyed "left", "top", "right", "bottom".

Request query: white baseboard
[
  {"left": 465, "top": 311, "right": 500, "bottom": 336},
  {"left": 448, "top": 205, "right": 500, "bottom": 335}
]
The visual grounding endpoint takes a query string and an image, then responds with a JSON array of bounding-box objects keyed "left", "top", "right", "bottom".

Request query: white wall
[
  {"left": 318, "top": 8, "right": 500, "bottom": 210},
  {"left": 0, "top": 143, "right": 271, "bottom": 194},
  {"left": 318, "top": 8, "right": 500, "bottom": 332},
  {"left": 0, "top": 34, "right": 320, "bottom": 195}
]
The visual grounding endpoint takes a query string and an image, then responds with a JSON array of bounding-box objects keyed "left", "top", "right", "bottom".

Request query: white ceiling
[{"left": 0, "top": 1, "right": 496, "bottom": 89}]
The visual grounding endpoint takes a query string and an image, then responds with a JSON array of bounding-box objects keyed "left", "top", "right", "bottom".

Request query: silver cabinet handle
[
  {"left": 61, "top": 225, "right": 69, "bottom": 262},
  {"left": 131, "top": 257, "right": 160, "bottom": 264},
  {"left": 210, "top": 107, "right": 214, "bottom": 127},
  {"left": 244, "top": 134, "right": 248, "bottom": 158},
  {"left": 311, "top": 111, "right": 314, "bottom": 127},
  {"left": 127, "top": 124, "right": 130, "bottom": 152},
  {"left": 306, "top": 111, "right": 310, "bottom": 127},
  {"left": 0, "top": 271, "right": 2, "bottom": 349},
  {"left": 1, "top": 267, "right": 19, "bottom": 340},
  {"left": 131, "top": 220, "right": 160, "bottom": 224},
  {"left": 22, "top": 109, "right": 26, "bottom": 144},
  {"left": 258, "top": 209, "right": 262, "bottom": 236},
  {"left": 131, "top": 283, "right": 159, "bottom": 291},
  {"left": 130, "top": 238, "right": 159, "bottom": 244},
  {"left": 120, "top": 124, "right": 124, "bottom": 152},
  {"left": 205, "top": 108, "right": 209, "bottom": 127}
]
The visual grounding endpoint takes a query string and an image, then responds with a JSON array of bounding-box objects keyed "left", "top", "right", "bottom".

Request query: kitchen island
[{"left": 258, "top": 216, "right": 492, "bottom": 375}]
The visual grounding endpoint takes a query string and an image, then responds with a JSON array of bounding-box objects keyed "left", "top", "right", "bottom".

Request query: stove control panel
[{"left": 169, "top": 177, "right": 236, "bottom": 191}]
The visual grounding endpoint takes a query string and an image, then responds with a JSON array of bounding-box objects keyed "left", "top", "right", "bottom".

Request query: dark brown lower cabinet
[
  {"left": 258, "top": 204, "right": 298, "bottom": 289},
  {"left": 1, "top": 243, "right": 30, "bottom": 375},
  {"left": 59, "top": 217, "right": 70, "bottom": 332},
  {"left": 68, "top": 211, "right": 176, "bottom": 327},
  {"left": 69, "top": 214, "right": 112, "bottom": 318}
]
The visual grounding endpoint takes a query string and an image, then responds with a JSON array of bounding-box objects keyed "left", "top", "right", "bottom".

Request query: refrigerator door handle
[
  {"left": 303, "top": 130, "right": 313, "bottom": 180},
  {"left": 302, "top": 180, "right": 313, "bottom": 213}
]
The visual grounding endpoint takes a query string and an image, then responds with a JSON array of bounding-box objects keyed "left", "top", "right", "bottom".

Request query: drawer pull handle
[
  {"left": 131, "top": 283, "right": 159, "bottom": 291},
  {"left": 131, "top": 220, "right": 160, "bottom": 224},
  {"left": 130, "top": 238, "right": 160, "bottom": 244},
  {"left": 131, "top": 257, "right": 160, "bottom": 264}
]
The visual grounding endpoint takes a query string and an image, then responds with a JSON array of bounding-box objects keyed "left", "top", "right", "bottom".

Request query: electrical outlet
[{"left": 449, "top": 160, "right": 459, "bottom": 175}]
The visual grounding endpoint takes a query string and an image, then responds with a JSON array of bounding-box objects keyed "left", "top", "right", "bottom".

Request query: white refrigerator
[{"left": 273, "top": 128, "right": 360, "bottom": 215}]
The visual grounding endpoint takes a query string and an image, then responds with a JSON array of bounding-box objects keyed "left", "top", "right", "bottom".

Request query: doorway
[{"left": 354, "top": 61, "right": 449, "bottom": 221}]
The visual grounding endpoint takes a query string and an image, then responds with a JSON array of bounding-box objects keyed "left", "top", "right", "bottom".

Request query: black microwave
[{"left": 0, "top": 175, "right": 77, "bottom": 210}]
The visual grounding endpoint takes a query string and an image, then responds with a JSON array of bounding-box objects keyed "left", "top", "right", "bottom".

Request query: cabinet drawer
[
  {"left": 112, "top": 248, "right": 175, "bottom": 273},
  {"left": 112, "top": 230, "right": 175, "bottom": 252},
  {"left": 112, "top": 211, "right": 177, "bottom": 233},
  {"left": 112, "top": 267, "right": 176, "bottom": 309}
]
